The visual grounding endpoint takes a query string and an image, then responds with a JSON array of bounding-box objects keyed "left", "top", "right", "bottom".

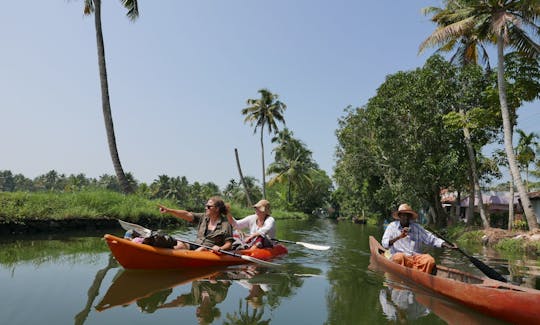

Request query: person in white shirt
[
  {"left": 382, "top": 203, "right": 456, "bottom": 274},
  {"left": 227, "top": 199, "right": 276, "bottom": 250}
]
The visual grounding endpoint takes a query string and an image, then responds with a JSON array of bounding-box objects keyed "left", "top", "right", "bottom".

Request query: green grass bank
[{"left": 0, "top": 190, "right": 307, "bottom": 235}]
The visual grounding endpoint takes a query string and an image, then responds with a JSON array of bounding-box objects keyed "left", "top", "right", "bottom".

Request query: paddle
[
  {"left": 426, "top": 227, "right": 507, "bottom": 283},
  {"left": 118, "top": 220, "right": 281, "bottom": 268},
  {"left": 271, "top": 238, "right": 330, "bottom": 251}
]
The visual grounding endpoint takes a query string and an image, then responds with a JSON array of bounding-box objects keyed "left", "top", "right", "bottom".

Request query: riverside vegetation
[{"left": 0, "top": 190, "right": 306, "bottom": 235}]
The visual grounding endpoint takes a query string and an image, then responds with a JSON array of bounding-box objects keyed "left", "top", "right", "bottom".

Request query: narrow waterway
[{"left": 0, "top": 218, "right": 536, "bottom": 324}]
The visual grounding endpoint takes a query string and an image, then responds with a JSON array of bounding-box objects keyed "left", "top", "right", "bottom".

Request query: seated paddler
[
  {"left": 381, "top": 203, "right": 456, "bottom": 274},
  {"left": 158, "top": 196, "right": 234, "bottom": 253}
]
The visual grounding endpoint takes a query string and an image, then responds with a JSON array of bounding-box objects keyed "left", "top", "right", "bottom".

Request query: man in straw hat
[{"left": 382, "top": 203, "right": 456, "bottom": 274}]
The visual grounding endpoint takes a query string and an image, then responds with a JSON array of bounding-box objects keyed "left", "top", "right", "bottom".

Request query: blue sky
[{"left": 1, "top": 1, "right": 538, "bottom": 189}]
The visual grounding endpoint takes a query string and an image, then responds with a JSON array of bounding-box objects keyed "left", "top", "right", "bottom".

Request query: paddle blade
[
  {"left": 239, "top": 254, "right": 282, "bottom": 268},
  {"left": 464, "top": 251, "right": 507, "bottom": 283},
  {"left": 118, "top": 220, "right": 152, "bottom": 238},
  {"left": 272, "top": 238, "right": 330, "bottom": 251},
  {"left": 296, "top": 241, "right": 330, "bottom": 250}
]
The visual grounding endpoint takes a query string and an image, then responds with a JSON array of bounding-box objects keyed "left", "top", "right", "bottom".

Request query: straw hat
[
  {"left": 253, "top": 199, "right": 271, "bottom": 215},
  {"left": 391, "top": 203, "right": 418, "bottom": 220}
]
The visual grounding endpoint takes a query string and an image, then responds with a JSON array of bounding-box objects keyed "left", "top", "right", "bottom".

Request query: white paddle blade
[
  {"left": 239, "top": 255, "right": 282, "bottom": 268},
  {"left": 118, "top": 219, "right": 152, "bottom": 238},
  {"left": 297, "top": 242, "right": 330, "bottom": 250}
]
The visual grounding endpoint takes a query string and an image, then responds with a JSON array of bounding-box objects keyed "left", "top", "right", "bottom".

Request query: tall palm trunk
[
  {"left": 467, "top": 175, "right": 475, "bottom": 226},
  {"left": 496, "top": 35, "right": 538, "bottom": 230},
  {"left": 93, "top": 0, "right": 131, "bottom": 194},
  {"left": 455, "top": 191, "right": 461, "bottom": 224},
  {"left": 508, "top": 179, "right": 515, "bottom": 230},
  {"left": 461, "top": 109, "right": 490, "bottom": 228},
  {"left": 260, "top": 121, "right": 266, "bottom": 199},
  {"left": 234, "top": 148, "right": 252, "bottom": 207}
]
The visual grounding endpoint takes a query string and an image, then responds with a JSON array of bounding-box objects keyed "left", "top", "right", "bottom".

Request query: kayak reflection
[
  {"left": 95, "top": 267, "right": 220, "bottom": 312},
  {"left": 95, "top": 264, "right": 319, "bottom": 323},
  {"left": 374, "top": 271, "right": 508, "bottom": 325}
]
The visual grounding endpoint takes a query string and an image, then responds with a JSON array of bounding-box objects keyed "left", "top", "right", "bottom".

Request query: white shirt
[
  {"left": 228, "top": 214, "right": 276, "bottom": 238},
  {"left": 381, "top": 220, "right": 444, "bottom": 255}
]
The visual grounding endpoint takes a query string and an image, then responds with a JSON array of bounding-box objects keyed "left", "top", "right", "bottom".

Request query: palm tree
[
  {"left": 83, "top": 0, "right": 139, "bottom": 194},
  {"left": 241, "top": 89, "right": 287, "bottom": 198},
  {"left": 420, "top": 5, "right": 494, "bottom": 228},
  {"left": 420, "top": 0, "right": 540, "bottom": 230},
  {"left": 268, "top": 129, "right": 316, "bottom": 204},
  {"left": 516, "top": 128, "right": 539, "bottom": 191}
]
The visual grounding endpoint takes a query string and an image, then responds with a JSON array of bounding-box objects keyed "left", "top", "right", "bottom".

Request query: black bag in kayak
[{"left": 142, "top": 231, "right": 176, "bottom": 249}]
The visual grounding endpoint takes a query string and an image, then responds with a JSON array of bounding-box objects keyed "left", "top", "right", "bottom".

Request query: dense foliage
[{"left": 334, "top": 56, "right": 499, "bottom": 224}]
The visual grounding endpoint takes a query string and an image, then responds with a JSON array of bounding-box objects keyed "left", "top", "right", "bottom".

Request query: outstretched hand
[
  {"left": 443, "top": 242, "right": 458, "bottom": 249},
  {"left": 158, "top": 204, "right": 168, "bottom": 214}
]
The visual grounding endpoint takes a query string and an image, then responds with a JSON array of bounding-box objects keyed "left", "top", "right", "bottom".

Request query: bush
[
  {"left": 456, "top": 230, "right": 484, "bottom": 246},
  {"left": 513, "top": 220, "right": 528, "bottom": 231},
  {"left": 495, "top": 238, "right": 526, "bottom": 253}
]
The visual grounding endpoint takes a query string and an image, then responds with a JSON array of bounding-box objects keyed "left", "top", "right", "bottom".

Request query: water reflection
[
  {"left": 379, "top": 284, "right": 429, "bottom": 322},
  {"left": 144, "top": 273, "right": 231, "bottom": 324},
  {"left": 223, "top": 300, "right": 270, "bottom": 325},
  {"left": 74, "top": 254, "right": 118, "bottom": 325},
  {"left": 95, "top": 264, "right": 319, "bottom": 324},
  {"left": 2, "top": 220, "right": 537, "bottom": 324},
  {"left": 369, "top": 267, "right": 509, "bottom": 325},
  {"left": 95, "top": 267, "right": 222, "bottom": 312}
]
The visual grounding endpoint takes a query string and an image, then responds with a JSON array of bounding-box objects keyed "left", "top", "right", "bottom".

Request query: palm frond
[
  {"left": 120, "top": 0, "right": 139, "bottom": 21},
  {"left": 83, "top": 0, "right": 94, "bottom": 15}
]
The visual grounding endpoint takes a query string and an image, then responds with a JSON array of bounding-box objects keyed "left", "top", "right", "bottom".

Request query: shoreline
[{"left": 0, "top": 217, "right": 185, "bottom": 236}]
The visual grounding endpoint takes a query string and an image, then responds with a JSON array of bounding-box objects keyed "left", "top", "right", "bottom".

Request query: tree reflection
[
  {"left": 146, "top": 277, "right": 232, "bottom": 324},
  {"left": 74, "top": 254, "right": 118, "bottom": 325},
  {"left": 224, "top": 300, "right": 270, "bottom": 325}
]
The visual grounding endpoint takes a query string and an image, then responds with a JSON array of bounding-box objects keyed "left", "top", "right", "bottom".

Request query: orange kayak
[
  {"left": 369, "top": 236, "right": 540, "bottom": 324},
  {"left": 104, "top": 234, "right": 287, "bottom": 269}
]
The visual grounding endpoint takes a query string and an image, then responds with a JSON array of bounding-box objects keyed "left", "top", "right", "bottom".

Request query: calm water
[{"left": 1, "top": 219, "right": 537, "bottom": 325}]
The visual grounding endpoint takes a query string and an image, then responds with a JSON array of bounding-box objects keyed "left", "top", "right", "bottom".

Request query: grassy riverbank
[
  {"left": 446, "top": 224, "right": 540, "bottom": 255},
  {"left": 0, "top": 190, "right": 308, "bottom": 234}
]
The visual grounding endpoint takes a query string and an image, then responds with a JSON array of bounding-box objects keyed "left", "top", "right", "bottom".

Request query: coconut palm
[
  {"left": 83, "top": 0, "right": 139, "bottom": 194},
  {"left": 268, "top": 129, "right": 316, "bottom": 204},
  {"left": 516, "top": 128, "right": 539, "bottom": 190},
  {"left": 242, "top": 89, "right": 287, "bottom": 198},
  {"left": 420, "top": 5, "right": 494, "bottom": 228},
  {"left": 420, "top": 0, "right": 540, "bottom": 230},
  {"left": 421, "top": 5, "right": 492, "bottom": 70}
]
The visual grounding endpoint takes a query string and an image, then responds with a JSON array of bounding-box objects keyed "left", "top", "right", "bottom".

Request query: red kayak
[
  {"left": 369, "top": 236, "right": 540, "bottom": 324},
  {"left": 104, "top": 234, "right": 287, "bottom": 269}
]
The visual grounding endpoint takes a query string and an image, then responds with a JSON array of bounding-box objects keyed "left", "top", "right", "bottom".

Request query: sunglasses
[{"left": 205, "top": 205, "right": 214, "bottom": 209}]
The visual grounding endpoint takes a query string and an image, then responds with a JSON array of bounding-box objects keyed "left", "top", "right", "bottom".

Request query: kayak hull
[
  {"left": 104, "top": 234, "right": 287, "bottom": 269},
  {"left": 369, "top": 236, "right": 540, "bottom": 325}
]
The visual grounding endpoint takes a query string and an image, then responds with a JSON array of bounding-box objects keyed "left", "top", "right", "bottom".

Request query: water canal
[{"left": 1, "top": 218, "right": 537, "bottom": 324}]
